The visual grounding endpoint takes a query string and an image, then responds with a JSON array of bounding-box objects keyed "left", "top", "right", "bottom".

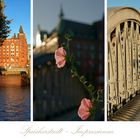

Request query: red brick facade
[{"left": 0, "top": 25, "right": 28, "bottom": 68}]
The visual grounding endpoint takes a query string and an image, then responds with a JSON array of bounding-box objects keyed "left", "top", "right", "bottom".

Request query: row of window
[
  {"left": 0, "top": 53, "right": 27, "bottom": 56},
  {"left": 0, "top": 60, "right": 17, "bottom": 61},
  {"left": 0, "top": 63, "right": 20, "bottom": 67}
]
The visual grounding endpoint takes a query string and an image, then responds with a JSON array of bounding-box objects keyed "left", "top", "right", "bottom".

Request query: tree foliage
[{"left": 0, "top": 4, "right": 11, "bottom": 46}]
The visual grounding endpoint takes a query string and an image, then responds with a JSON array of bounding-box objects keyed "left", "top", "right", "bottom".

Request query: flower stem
[{"left": 65, "top": 38, "right": 103, "bottom": 111}]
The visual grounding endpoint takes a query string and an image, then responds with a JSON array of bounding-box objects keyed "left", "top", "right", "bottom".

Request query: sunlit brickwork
[{"left": 0, "top": 25, "right": 28, "bottom": 68}]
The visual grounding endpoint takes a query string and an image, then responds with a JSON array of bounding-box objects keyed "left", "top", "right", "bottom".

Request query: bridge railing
[{"left": 107, "top": 7, "right": 140, "bottom": 118}]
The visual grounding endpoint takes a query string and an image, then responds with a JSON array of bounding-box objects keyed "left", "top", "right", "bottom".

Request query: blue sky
[
  {"left": 33, "top": 0, "right": 104, "bottom": 40},
  {"left": 4, "top": 0, "right": 30, "bottom": 43},
  {"left": 108, "top": 0, "right": 140, "bottom": 11}
]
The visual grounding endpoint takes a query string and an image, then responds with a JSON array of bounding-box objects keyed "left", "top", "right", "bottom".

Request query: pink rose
[
  {"left": 78, "top": 98, "right": 93, "bottom": 120},
  {"left": 55, "top": 47, "right": 66, "bottom": 68}
]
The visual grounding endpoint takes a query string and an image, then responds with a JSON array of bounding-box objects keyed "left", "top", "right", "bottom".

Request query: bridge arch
[{"left": 107, "top": 7, "right": 140, "bottom": 117}]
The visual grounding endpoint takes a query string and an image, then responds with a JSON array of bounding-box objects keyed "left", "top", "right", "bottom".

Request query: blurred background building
[{"left": 33, "top": 0, "right": 104, "bottom": 121}]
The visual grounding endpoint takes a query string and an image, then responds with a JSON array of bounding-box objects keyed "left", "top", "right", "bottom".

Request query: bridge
[
  {"left": 107, "top": 7, "right": 140, "bottom": 120},
  {"left": 1, "top": 67, "right": 29, "bottom": 75}
]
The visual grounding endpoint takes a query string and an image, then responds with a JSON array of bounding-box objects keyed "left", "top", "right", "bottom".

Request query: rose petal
[
  {"left": 57, "top": 59, "right": 66, "bottom": 68},
  {"left": 55, "top": 55, "right": 65, "bottom": 63},
  {"left": 78, "top": 106, "right": 90, "bottom": 120},
  {"left": 78, "top": 98, "right": 93, "bottom": 120},
  {"left": 81, "top": 98, "right": 92, "bottom": 109},
  {"left": 55, "top": 47, "right": 66, "bottom": 68}
]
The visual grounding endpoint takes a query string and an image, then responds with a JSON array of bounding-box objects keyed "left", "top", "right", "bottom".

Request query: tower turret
[
  {"left": 18, "top": 25, "right": 26, "bottom": 41},
  {"left": 59, "top": 4, "right": 64, "bottom": 19},
  {"left": 19, "top": 25, "right": 24, "bottom": 33}
]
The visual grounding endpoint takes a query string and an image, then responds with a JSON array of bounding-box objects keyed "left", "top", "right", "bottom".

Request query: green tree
[{"left": 0, "top": 2, "right": 11, "bottom": 46}]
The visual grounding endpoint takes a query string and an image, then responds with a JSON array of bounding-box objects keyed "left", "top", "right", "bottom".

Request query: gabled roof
[{"left": 52, "top": 19, "right": 94, "bottom": 40}]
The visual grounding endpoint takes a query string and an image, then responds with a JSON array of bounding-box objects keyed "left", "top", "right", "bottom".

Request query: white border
[
  {"left": 1, "top": 0, "right": 140, "bottom": 140},
  {"left": 104, "top": 0, "right": 107, "bottom": 121},
  {"left": 30, "top": 0, "right": 33, "bottom": 121}
]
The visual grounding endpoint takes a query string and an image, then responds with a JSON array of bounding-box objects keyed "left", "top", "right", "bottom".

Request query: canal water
[{"left": 0, "top": 75, "right": 30, "bottom": 121}]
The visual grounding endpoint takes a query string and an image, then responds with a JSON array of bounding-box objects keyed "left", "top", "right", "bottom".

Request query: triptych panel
[{"left": 0, "top": 0, "right": 140, "bottom": 123}]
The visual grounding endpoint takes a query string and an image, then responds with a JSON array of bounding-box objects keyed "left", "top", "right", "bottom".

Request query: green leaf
[
  {"left": 88, "top": 84, "right": 94, "bottom": 91},
  {"left": 83, "top": 81, "right": 88, "bottom": 85},
  {"left": 65, "top": 56, "right": 70, "bottom": 62},
  {"left": 64, "top": 34, "right": 72, "bottom": 40},
  {"left": 71, "top": 74, "right": 75, "bottom": 78},
  {"left": 80, "top": 76, "right": 86, "bottom": 83}
]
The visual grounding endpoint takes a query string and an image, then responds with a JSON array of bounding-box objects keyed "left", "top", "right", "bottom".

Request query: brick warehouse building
[{"left": 0, "top": 25, "right": 28, "bottom": 69}]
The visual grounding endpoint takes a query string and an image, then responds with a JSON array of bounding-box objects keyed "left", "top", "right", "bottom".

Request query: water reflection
[{"left": 0, "top": 75, "right": 30, "bottom": 121}]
